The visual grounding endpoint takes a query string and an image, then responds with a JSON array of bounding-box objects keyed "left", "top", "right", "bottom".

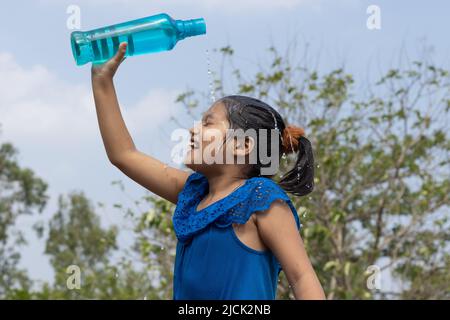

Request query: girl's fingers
[
  {"left": 112, "top": 42, "right": 127, "bottom": 64},
  {"left": 91, "top": 42, "right": 127, "bottom": 78}
]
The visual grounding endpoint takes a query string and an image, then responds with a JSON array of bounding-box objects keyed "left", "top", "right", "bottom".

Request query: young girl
[{"left": 91, "top": 43, "right": 325, "bottom": 300}]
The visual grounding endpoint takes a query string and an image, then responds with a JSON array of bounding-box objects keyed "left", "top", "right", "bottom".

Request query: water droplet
[
  {"left": 308, "top": 196, "right": 312, "bottom": 200},
  {"left": 143, "top": 296, "right": 148, "bottom": 300},
  {"left": 269, "top": 112, "right": 278, "bottom": 130},
  {"left": 316, "top": 164, "right": 320, "bottom": 168},
  {"left": 115, "top": 273, "right": 119, "bottom": 278},
  {"left": 282, "top": 153, "right": 287, "bottom": 160},
  {"left": 279, "top": 174, "right": 283, "bottom": 178},
  {"left": 206, "top": 48, "right": 216, "bottom": 103},
  {"left": 160, "top": 246, "right": 165, "bottom": 251}
]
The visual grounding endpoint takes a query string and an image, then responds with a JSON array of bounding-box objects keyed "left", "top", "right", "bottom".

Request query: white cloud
[
  {"left": 0, "top": 52, "right": 93, "bottom": 143},
  {"left": 0, "top": 51, "right": 185, "bottom": 210},
  {"left": 124, "top": 88, "right": 180, "bottom": 136},
  {"left": 0, "top": 52, "right": 181, "bottom": 146}
]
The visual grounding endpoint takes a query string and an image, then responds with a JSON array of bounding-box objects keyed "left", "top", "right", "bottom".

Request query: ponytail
[{"left": 278, "top": 133, "right": 314, "bottom": 196}]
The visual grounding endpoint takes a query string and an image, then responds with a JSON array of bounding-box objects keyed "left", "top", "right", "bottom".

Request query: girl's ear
[{"left": 234, "top": 136, "right": 255, "bottom": 157}]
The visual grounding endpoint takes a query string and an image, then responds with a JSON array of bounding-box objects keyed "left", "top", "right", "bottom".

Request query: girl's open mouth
[{"left": 190, "top": 140, "right": 200, "bottom": 149}]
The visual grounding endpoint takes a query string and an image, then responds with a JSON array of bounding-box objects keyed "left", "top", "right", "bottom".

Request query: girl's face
[{"left": 184, "top": 101, "right": 234, "bottom": 173}]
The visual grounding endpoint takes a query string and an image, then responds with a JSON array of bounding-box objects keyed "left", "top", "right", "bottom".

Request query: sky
[{"left": 0, "top": 0, "right": 449, "bottom": 290}]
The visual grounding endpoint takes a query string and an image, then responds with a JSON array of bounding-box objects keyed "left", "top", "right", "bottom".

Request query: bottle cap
[{"left": 177, "top": 18, "right": 206, "bottom": 39}]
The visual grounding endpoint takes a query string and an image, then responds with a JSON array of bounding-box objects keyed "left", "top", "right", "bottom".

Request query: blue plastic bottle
[{"left": 71, "top": 13, "right": 206, "bottom": 66}]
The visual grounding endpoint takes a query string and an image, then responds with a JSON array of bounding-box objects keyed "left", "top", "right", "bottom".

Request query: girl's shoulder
[{"left": 241, "top": 176, "right": 301, "bottom": 230}]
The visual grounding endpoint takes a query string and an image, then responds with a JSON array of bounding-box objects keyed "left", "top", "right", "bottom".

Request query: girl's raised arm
[{"left": 91, "top": 42, "right": 189, "bottom": 205}]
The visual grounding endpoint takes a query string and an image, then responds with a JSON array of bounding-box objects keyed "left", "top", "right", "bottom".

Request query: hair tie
[{"left": 282, "top": 125, "right": 305, "bottom": 154}]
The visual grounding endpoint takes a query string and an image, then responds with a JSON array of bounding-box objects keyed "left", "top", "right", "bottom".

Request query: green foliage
[
  {"left": 0, "top": 142, "right": 48, "bottom": 297},
  {"left": 175, "top": 44, "right": 450, "bottom": 299},
  {"left": 39, "top": 191, "right": 166, "bottom": 299}
]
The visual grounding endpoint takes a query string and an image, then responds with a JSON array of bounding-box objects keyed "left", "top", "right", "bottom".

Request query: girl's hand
[{"left": 91, "top": 42, "right": 127, "bottom": 81}]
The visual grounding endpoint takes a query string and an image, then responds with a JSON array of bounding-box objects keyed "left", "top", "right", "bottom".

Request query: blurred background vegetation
[{"left": 1, "top": 43, "right": 449, "bottom": 299}]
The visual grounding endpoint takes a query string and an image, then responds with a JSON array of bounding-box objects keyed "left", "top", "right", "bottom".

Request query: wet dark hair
[{"left": 218, "top": 95, "right": 314, "bottom": 196}]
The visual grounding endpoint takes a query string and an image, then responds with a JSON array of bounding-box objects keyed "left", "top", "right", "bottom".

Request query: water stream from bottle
[{"left": 206, "top": 48, "right": 216, "bottom": 104}]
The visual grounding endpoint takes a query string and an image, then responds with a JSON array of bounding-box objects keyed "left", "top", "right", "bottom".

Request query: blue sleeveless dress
[{"left": 172, "top": 171, "right": 301, "bottom": 300}]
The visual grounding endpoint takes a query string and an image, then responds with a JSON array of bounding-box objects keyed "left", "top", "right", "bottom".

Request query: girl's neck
[{"left": 204, "top": 172, "right": 247, "bottom": 198}]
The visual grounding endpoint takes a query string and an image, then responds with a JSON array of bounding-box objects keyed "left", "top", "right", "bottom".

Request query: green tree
[
  {"left": 173, "top": 44, "right": 450, "bottom": 299},
  {"left": 39, "top": 191, "right": 162, "bottom": 299},
  {"left": 108, "top": 180, "right": 177, "bottom": 299},
  {"left": 131, "top": 196, "right": 177, "bottom": 299},
  {"left": 0, "top": 138, "right": 48, "bottom": 298},
  {"left": 43, "top": 191, "right": 118, "bottom": 298}
]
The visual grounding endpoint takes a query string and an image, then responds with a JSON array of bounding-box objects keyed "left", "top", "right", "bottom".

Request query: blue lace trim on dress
[{"left": 172, "top": 171, "right": 301, "bottom": 244}]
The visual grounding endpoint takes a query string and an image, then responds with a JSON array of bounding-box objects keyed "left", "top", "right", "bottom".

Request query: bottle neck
[{"left": 176, "top": 18, "right": 206, "bottom": 40}]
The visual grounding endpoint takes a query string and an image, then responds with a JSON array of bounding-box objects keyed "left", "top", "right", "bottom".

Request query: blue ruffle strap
[{"left": 172, "top": 171, "right": 302, "bottom": 244}]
